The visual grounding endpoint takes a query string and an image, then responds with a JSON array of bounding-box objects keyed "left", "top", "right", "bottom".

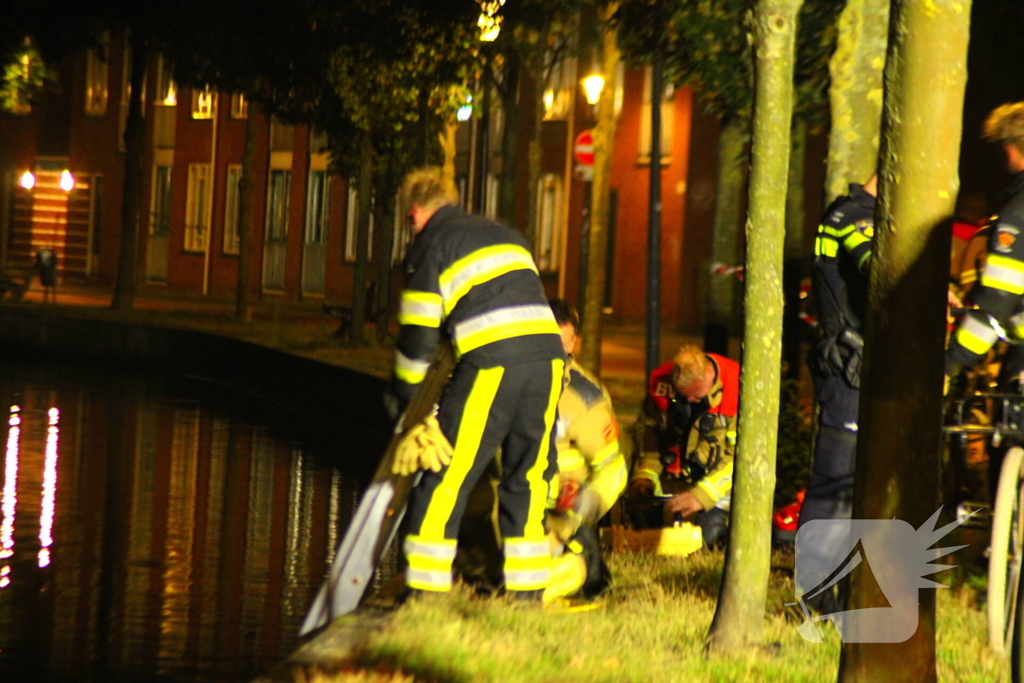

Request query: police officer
[
  {"left": 627, "top": 345, "right": 739, "bottom": 548},
  {"left": 394, "top": 168, "right": 565, "bottom": 598},
  {"left": 947, "top": 103, "right": 1024, "bottom": 390},
  {"left": 799, "top": 173, "right": 876, "bottom": 614}
]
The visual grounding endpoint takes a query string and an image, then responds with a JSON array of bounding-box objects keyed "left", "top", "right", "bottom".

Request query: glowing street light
[
  {"left": 477, "top": 0, "right": 505, "bottom": 42},
  {"left": 19, "top": 171, "right": 35, "bottom": 190},
  {"left": 582, "top": 74, "right": 606, "bottom": 106},
  {"left": 457, "top": 95, "right": 473, "bottom": 122},
  {"left": 60, "top": 170, "right": 75, "bottom": 192}
]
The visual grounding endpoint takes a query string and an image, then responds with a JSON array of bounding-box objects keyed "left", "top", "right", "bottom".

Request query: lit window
[
  {"left": 84, "top": 39, "right": 109, "bottom": 116},
  {"left": 638, "top": 65, "right": 674, "bottom": 164},
  {"left": 192, "top": 87, "right": 214, "bottom": 119},
  {"left": 156, "top": 56, "right": 176, "bottom": 105},
  {"left": 534, "top": 173, "right": 564, "bottom": 272},
  {"left": 223, "top": 165, "right": 242, "bottom": 254},
  {"left": 344, "top": 183, "right": 374, "bottom": 262},
  {"left": 305, "top": 171, "right": 330, "bottom": 245},
  {"left": 184, "top": 164, "right": 211, "bottom": 252},
  {"left": 230, "top": 93, "right": 248, "bottom": 119}
]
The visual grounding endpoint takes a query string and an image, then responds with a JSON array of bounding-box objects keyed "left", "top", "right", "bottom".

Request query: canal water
[{"left": 0, "top": 358, "right": 373, "bottom": 683}]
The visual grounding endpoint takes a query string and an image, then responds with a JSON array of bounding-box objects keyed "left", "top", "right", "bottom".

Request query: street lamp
[
  {"left": 60, "top": 170, "right": 74, "bottom": 192},
  {"left": 19, "top": 171, "right": 35, "bottom": 190},
  {"left": 582, "top": 74, "right": 605, "bottom": 106}
]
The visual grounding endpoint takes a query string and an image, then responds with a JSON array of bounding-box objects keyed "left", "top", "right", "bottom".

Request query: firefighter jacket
[
  {"left": 810, "top": 183, "right": 875, "bottom": 388},
  {"left": 393, "top": 205, "right": 564, "bottom": 401},
  {"left": 555, "top": 358, "right": 627, "bottom": 521},
  {"left": 948, "top": 172, "right": 1024, "bottom": 372},
  {"left": 631, "top": 354, "right": 739, "bottom": 511}
]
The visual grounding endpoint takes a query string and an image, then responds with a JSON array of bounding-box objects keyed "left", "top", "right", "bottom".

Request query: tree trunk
[
  {"left": 498, "top": 53, "right": 520, "bottom": 225},
  {"left": 705, "top": 117, "right": 748, "bottom": 355},
  {"left": 837, "top": 1, "right": 969, "bottom": 680},
  {"left": 111, "top": 33, "right": 149, "bottom": 312},
  {"left": 706, "top": 0, "right": 801, "bottom": 655},
  {"left": 578, "top": 3, "right": 620, "bottom": 374},
  {"left": 349, "top": 131, "right": 373, "bottom": 347},
  {"left": 440, "top": 122, "right": 458, "bottom": 196},
  {"left": 782, "top": 118, "right": 807, "bottom": 379},
  {"left": 824, "top": 0, "right": 889, "bottom": 205},
  {"left": 235, "top": 97, "right": 259, "bottom": 322}
]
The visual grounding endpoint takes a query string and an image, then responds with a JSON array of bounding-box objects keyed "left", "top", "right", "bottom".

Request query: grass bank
[{"left": 292, "top": 549, "right": 1006, "bottom": 683}]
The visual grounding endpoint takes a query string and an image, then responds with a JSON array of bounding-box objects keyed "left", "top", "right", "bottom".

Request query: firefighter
[
  {"left": 544, "top": 299, "right": 627, "bottom": 601},
  {"left": 393, "top": 167, "right": 565, "bottom": 598},
  {"left": 947, "top": 102, "right": 1024, "bottom": 393},
  {"left": 626, "top": 345, "right": 738, "bottom": 548},
  {"left": 799, "top": 173, "right": 876, "bottom": 615}
]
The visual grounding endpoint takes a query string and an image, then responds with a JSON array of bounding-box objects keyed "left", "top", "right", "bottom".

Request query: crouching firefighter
[
  {"left": 626, "top": 345, "right": 738, "bottom": 548},
  {"left": 543, "top": 300, "right": 628, "bottom": 602},
  {"left": 392, "top": 168, "right": 565, "bottom": 599},
  {"left": 799, "top": 174, "right": 876, "bottom": 615}
]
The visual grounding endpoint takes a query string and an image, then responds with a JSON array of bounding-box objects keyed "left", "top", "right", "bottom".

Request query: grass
[{"left": 291, "top": 549, "right": 1009, "bottom": 683}]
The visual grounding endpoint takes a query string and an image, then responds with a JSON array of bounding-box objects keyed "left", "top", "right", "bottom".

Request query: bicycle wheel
[{"left": 989, "top": 446, "right": 1024, "bottom": 654}]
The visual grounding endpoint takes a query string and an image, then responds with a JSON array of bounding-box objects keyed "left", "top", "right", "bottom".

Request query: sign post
[{"left": 575, "top": 129, "right": 595, "bottom": 318}]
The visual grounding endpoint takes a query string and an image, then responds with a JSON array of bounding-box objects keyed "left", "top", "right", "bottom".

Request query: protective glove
[{"left": 392, "top": 414, "right": 453, "bottom": 476}]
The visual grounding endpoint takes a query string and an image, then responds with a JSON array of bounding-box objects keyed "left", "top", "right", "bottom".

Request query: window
[
  {"left": 534, "top": 173, "right": 563, "bottom": 272},
  {"left": 266, "top": 169, "right": 291, "bottom": 241},
  {"left": 305, "top": 171, "right": 330, "bottom": 244},
  {"left": 184, "top": 164, "right": 211, "bottom": 252},
  {"left": 84, "top": 40, "right": 109, "bottom": 116},
  {"left": 156, "top": 55, "right": 176, "bottom": 105},
  {"left": 543, "top": 57, "right": 576, "bottom": 121},
  {"left": 344, "top": 183, "right": 374, "bottom": 262},
  {"left": 223, "top": 165, "right": 242, "bottom": 254},
  {"left": 638, "top": 65, "right": 674, "bottom": 163},
  {"left": 230, "top": 93, "right": 248, "bottom": 119},
  {"left": 150, "top": 166, "right": 172, "bottom": 236},
  {"left": 192, "top": 87, "right": 214, "bottom": 119}
]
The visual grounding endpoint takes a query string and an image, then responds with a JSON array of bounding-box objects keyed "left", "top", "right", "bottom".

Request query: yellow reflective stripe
[
  {"left": 404, "top": 536, "right": 457, "bottom": 559},
  {"left": 843, "top": 230, "right": 871, "bottom": 252},
  {"left": 404, "top": 536, "right": 457, "bottom": 591},
  {"left": 815, "top": 236, "right": 839, "bottom": 257},
  {"left": 504, "top": 538, "right": 551, "bottom": 591},
  {"left": 406, "top": 568, "right": 453, "bottom": 591},
  {"left": 725, "top": 430, "right": 737, "bottom": 445},
  {"left": 503, "top": 540, "right": 550, "bottom": 558},
  {"left": 418, "top": 366, "right": 503, "bottom": 538},
  {"left": 453, "top": 305, "right": 560, "bottom": 355},
  {"left": 822, "top": 225, "right": 855, "bottom": 238},
  {"left": 395, "top": 350, "right": 431, "bottom": 385},
  {"left": 956, "top": 316, "right": 999, "bottom": 355},
  {"left": 524, "top": 359, "right": 564, "bottom": 539},
  {"left": 635, "top": 470, "right": 664, "bottom": 497},
  {"left": 981, "top": 254, "right": 1024, "bottom": 295},
  {"left": 439, "top": 244, "right": 539, "bottom": 315},
  {"left": 856, "top": 249, "right": 872, "bottom": 270},
  {"left": 399, "top": 290, "right": 444, "bottom": 327},
  {"left": 697, "top": 461, "right": 734, "bottom": 504},
  {"left": 557, "top": 447, "right": 586, "bottom": 472}
]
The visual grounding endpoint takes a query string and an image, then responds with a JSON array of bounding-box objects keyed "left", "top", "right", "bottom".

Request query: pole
[
  {"left": 645, "top": 58, "right": 663, "bottom": 379},
  {"left": 474, "top": 51, "right": 491, "bottom": 214},
  {"left": 577, "top": 179, "right": 592, "bottom": 322}
]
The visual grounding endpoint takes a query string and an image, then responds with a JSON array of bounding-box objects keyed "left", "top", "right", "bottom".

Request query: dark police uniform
[
  {"left": 394, "top": 205, "right": 565, "bottom": 594},
  {"left": 948, "top": 172, "right": 1024, "bottom": 382},
  {"left": 799, "top": 183, "right": 874, "bottom": 613}
]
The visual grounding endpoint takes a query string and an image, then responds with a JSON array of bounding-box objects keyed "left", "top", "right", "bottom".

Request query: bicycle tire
[{"left": 989, "top": 446, "right": 1024, "bottom": 654}]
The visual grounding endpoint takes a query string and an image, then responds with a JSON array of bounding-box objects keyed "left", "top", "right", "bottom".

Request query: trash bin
[{"left": 37, "top": 249, "right": 57, "bottom": 288}]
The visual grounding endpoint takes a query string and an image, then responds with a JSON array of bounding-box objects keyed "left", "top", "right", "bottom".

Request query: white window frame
[
  {"left": 230, "top": 93, "right": 248, "bottom": 119},
  {"left": 344, "top": 183, "right": 374, "bottom": 262},
  {"left": 150, "top": 165, "right": 172, "bottom": 235},
  {"left": 534, "top": 173, "right": 564, "bottom": 272},
  {"left": 305, "top": 171, "right": 330, "bottom": 245},
  {"left": 84, "top": 40, "right": 109, "bottom": 116},
  {"left": 484, "top": 173, "right": 500, "bottom": 219},
  {"left": 184, "top": 164, "right": 212, "bottom": 252},
  {"left": 223, "top": 164, "right": 242, "bottom": 254},
  {"left": 543, "top": 57, "right": 576, "bottom": 121},
  {"left": 192, "top": 87, "right": 214, "bottom": 119}
]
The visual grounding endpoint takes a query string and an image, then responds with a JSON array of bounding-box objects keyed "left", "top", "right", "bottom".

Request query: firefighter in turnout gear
[
  {"left": 798, "top": 173, "right": 876, "bottom": 616},
  {"left": 627, "top": 345, "right": 739, "bottom": 548},
  {"left": 394, "top": 168, "right": 565, "bottom": 598},
  {"left": 544, "top": 300, "right": 626, "bottom": 601},
  {"left": 947, "top": 103, "right": 1024, "bottom": 391}
]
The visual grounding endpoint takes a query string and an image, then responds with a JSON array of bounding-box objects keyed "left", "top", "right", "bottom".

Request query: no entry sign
[{"left": 574, "top": 129, "right": 595, "bottom": 167}]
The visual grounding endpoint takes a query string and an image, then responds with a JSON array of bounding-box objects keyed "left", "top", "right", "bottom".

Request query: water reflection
[{"left": 0, "top": 361, "right": 367, "bottom": 683}]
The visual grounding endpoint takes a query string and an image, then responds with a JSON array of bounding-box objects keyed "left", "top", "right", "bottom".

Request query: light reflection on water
[{"left": 0, "top": 361, "right": 366, "bottom": 683}]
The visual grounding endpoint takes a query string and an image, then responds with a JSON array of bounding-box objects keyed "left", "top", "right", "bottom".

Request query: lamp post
[{"left": 575, "top": 74, "right": 604, "bottom": 324}]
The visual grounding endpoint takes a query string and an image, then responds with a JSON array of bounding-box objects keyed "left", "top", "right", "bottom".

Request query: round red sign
[{"left": 574, "top": 129, "right": 595, "bottom": 166}]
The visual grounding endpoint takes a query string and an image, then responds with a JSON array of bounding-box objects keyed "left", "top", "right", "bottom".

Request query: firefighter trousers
[{"left": 403, "top": 357, "right": 563, "bottom": 593}]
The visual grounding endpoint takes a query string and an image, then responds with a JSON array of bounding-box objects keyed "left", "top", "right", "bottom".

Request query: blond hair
[
  {"left": 983, "top": 103, "right": 1024, "bottom": 154},
  {"left": 671, "top": 345, "right": 710, "bottom": 389},
  {"left": 400, "top": 166, "right": 458, "bottom": 215}
]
